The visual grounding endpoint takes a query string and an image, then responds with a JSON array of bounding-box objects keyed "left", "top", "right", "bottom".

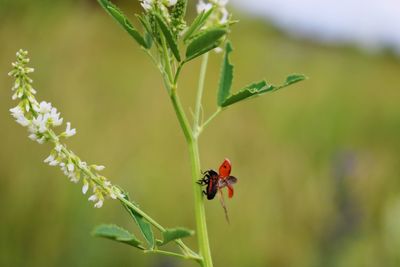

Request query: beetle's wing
[
  {"left": 218, "top": 176, "right": 237, "bottom": 198},
  {"left": 226, "top": 184, "right": 234, "bottom": 198},
  {"left": 226, "top": 176, "right": 237, "bottom": 185},
  {"left": 218, "top": 158, "right": 231, "bottom": 178}
]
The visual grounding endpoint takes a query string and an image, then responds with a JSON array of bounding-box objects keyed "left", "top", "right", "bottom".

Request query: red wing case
[
  {"left": 218, "top": 158, "right": 232, "bottom": 178},
  {"left": 219, "top": 176, "right": 237, "bottom": 198}
]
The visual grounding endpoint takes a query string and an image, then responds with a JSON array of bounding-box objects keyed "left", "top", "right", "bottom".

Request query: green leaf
[
  {"left": 136, "top": 14, "right": 153, "bottom": 49},
  {"left": 92, "top": 224, "right": 144, "bottom": 249},
  {"left": 97, "top": 0, "right": 148, "bottom": 48},
  {"left": 160, "top": 228, "right": 194, "bottom": 246},
  {"left": 185, "top": 27, "right": 227, "bottom": 61},
  {"left": 121, "top": 194, "right": 155, "bottom": 249},
  {"left": 221, "top": 74, "right": 306, "bottom": 107},
  {"left": 217, "top": 41, "right": 234, "bottom": 106},
  {"left": 154, "top": 13, "right": 181, "bottom": 62},
  {"left": 183, "top": 7, "right": 215, "bottom": 42}
]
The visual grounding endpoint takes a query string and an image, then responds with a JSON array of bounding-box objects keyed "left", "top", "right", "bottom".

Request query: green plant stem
[
  {"left": 193, "top": 53, "right": 209, "bottom": 137},
  {"left": 165, "top": 65, "right": 214, "bottom": 267},
  {"left": 160, "top": 41, "right": 213, "bottom": 265},
  {"left": 168, "top": 90, "right": 213, "bottom": 267},
  {"left": 144, "top": 249, "right": 192, "bottom": 259},
  {"left": 199, "top": 108, "right": 222, "bottom": 134},
  {"left": 160, "top": 35, "right": 174, "bottom": 83},
  {"left": 174, "top": 61, "right": 185, "bottom": 84},
  {"left": 189, "top": 54, "right": 213, "bottom": 267},
  {"left": 188, "top": 138, "right": 213, "bottom": 267},
  {"left": 170, "top": 89, "right": 193, "bottom": 143}
]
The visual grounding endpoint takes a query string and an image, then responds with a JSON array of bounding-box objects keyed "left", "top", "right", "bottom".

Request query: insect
[
  {"left": 197, "top": 169, "right": 219, "bottom": 200},
  {"left": 197, "top": 159, "right": 238, "bottom": 222}
]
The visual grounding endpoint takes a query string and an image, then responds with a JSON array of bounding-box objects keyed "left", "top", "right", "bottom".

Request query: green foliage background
[{"left": 1, "top": 1, "right": 400, "bottom": 267}]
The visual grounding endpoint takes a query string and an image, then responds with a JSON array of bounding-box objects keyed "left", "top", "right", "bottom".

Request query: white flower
[
  {"left": 37, "top": 137, "right": 45, "bottom": 144},
  {"left": 69, "top": 173, "right": 79, "bottom": 183},
  {"left": 88, "top": 194, "right": 98, "bottom": 202},
  {"left": 65, "top": 122, "right": 76, "bottom": 137},
  {"left": 49, "top": 107, "right": 63, "bottom": 126},
  {"left": 197, "top": 0, "right": 213, "bottom": 13},
  {"left": 141, "top": 0, "right": 153, "bottom": 10},
  {"left": 216, "top": 0, "right": 228, "bottom": 5},
  {"left": 16, "top": 115, "right": 30, "bottom": 127},
  {"left": 28, "top": 133, "right": 37, "bottom": 141},
  {"left": 44, "top": 154, "right": 55, "bottom": 163},
  {"left": 10, "top": 106, "right": 23, "bottom": 118},
  {"left": 32, "top": 114, "right": 48, "bottom": 133},
  {"left": 94, "top": 199, "right": 104, "bottom": 208},
  {"left": 25, "top": 67, "right": 34, "bottom": 73},
  {"left": 10, "top": 106, "right": 31, "bottom": 127},
  {"left": 34, "top": 101, "right": 52, "bottom": 114},
  {"left": 67, "top": 163, "right": 75, "bottom": 172},
  {"left": 55, "top": 144, "right": 62, "bottom": 152},
  {"left": 214, "top": 47, "right": 223, "bottom": 53},
  {"left": 220, "top": 7, "right": 229, "bottom": 23},
  {"left": 49, "top": 160, "right": 59, "bottom": 166},
  {"left": 93, "top": 165, "right": 105, "bottom": 171},
  {"left": 82, "top": 181, "right": 89, "bottom": 195},
  {"left": 44, "top": 154, "right": 59, "bottom": 166},
  {"left": 197, "top": 0, "right": 230, "bottom": 24},
  {"left": 12, "top": 92, "right": 18, "bottom": 100},
  {"left": 165, "top": 0, "right": 177, "bottom": 7},
  {"left": 110, "top": 192, "right": 117, "bottom": 200}
]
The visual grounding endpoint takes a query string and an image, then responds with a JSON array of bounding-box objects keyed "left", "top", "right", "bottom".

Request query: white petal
[
  {"left": 94, "top": 200, "right": 104, "bottom": 208},
  {"left": 16, "top": 116, "right": 30, "bottom": 127},
  {"left": 67, "top": 163, "right": 74, "bottom": 172},
  {"left": 65, "top": 122, "right": 76, "bottom": 137},
  {"left": 55, "top": 144, "right": 63, "bottom": 152},
  {"left": 82, "top": 182, "right": 89, "bottom": 195},
  {"left": 49, "top": 160, "right": 59, "bottom": 166},
  {"left": 28, "top": 133, "right": 37, "bottom": 141},
  {"left": 88, "top": 195, "right": 98, "bottom": 202},
  {"left": 44, "top": 155, "right": 55, "bottom": 163},
  {"left": 93, "top": 165, "right": 105, "bottom": 171},
  {"left": 110, "top": 192, "right": 117, "bottom": 200}
]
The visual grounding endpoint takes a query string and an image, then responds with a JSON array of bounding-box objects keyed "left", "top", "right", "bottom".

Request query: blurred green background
[{"left": 1, "top": 1, "right": 400, "bottom": 267}]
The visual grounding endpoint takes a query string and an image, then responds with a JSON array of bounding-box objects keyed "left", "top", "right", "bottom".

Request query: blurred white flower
[
  {"left": 34, "top": 101, "right": 52, "bottom": 114},
  {"left": 141, "top": 0, "right": 153, "bottom": 10},
  {"left": 88, "top": 194, "right": 98, "bottom": 202},
  {"left": 9, "top": 49, "right": 120, "bottom": 209},
  {"left": 93, "top": 165, "right": 105, "bottom": 171},
  {"left": 197, "top": 0, "right": 230, "bottom": 25},
  {"left": 82, "top": 180, "right": 89, "bottom": 194},
  {"left": 94, "top": 199, "right": 104, "bottom": 208},
  {"left": 165, "top": 0, "right": 178, "bottom": 7},
  {"left": 197, "top": 0, "right": 213, "bottom": 13},
  {"left": 67, "top": 162, "right": 75, "bottom": 172},
  {"left": 65, "top": 122, "right": 76, "bottom": 137}
]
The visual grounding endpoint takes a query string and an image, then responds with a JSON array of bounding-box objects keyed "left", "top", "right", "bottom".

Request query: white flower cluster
[
  {"left": 141, "top": 0, "right": 178, "bottom": 11},
  {"left": 197, "top": 0, "right": 229, "bottom": 24},
  {"left": 140, "top": 0, "right": 180, "bottom": 26},
  {"left": 9, "top": 49, "right": 123, "bottom": 208}
]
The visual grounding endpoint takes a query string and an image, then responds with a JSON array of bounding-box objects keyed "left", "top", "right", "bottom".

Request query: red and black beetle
[
  {"left": 197, "top": 170, "right": 219, "bottom": 200},
  {"left": 198, "top": 159, "right": 238, "bottom": 200}
]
